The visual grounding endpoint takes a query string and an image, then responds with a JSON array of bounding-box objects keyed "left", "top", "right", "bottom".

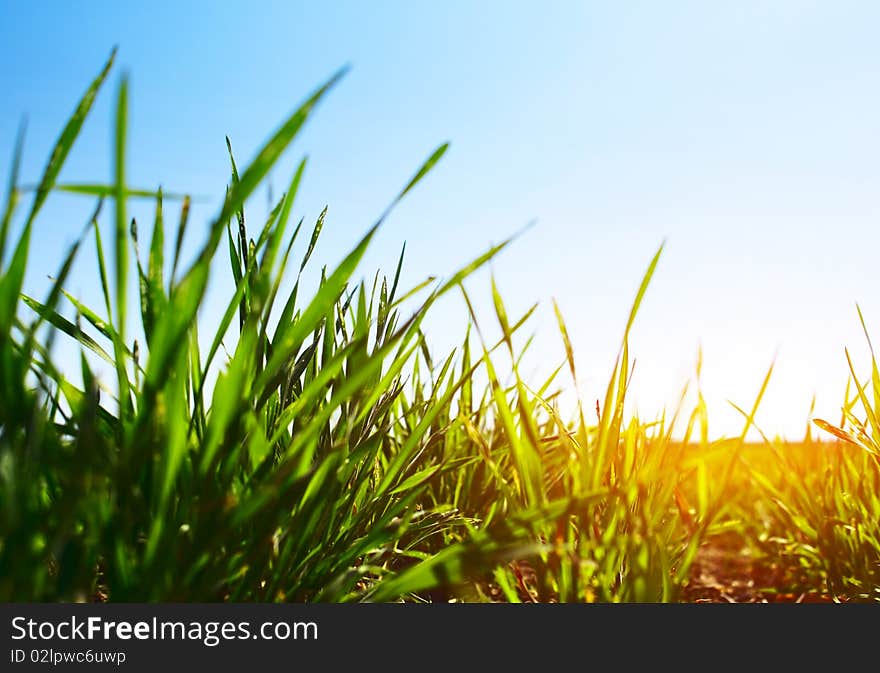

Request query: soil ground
[{"left": 682, "top": 532, "right": 834, "bottom": 603}]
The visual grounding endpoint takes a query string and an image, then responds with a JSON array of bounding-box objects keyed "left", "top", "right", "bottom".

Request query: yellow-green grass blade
[
  {"left": 210, "top": 68, "right": 346, "bottom": 253},
  {"left": 0, "top": 119, "right": 26, "bottom": 265},
  {"left": 112, "top": 75, "right": 131, "bottom": 420},
  {"left": 169, "top": 195, "right": 191, "bottom": 288},
  {"left": 256, "top": 225, "right": 375, "bottom": 399},
  {"left": 20, "top": 215, "right": 90, "bottom": 355},
  {"left": 623, "top": 243, "right": 663, "bottom": 338},
  {"left": 257, "top": 159, "right": 306, "bottom": 323},
  {"left": 844, "top": 347, "right": 880, "bottom": 441},
  {"left": 20, "top": 183, "right": 189, "bottom": 201},
  {"left": 90, "top": 213, "right": 113, "bottom": 324},
  {"left": 258, "top": 143, "right": 449, "bottom": 398},
  {"left": 708, "top": 360, "right": 774, "bottom": 524},
  {"left": 25, "top": 48, "right": 116, "bottom": 225},
  {"left": 856, "top": 304, "right": 880, "bottom": 440},
  {"left": 0, "top": 49, "right": 115, "bottom": 335},
  {"left": 21, "top": 295, "right": 115, "bottom": 367},
  {"left": 299, "top": 205, "right": 326, "bottom": 273},
  {"left": 143, "top": 71, "right": 345, "bottom": 402},
  {"left": 393, "top": 144, "right": 448, "bottom": 207},
  {"left": 225, "top": 136, "right": 249, "bottom": 272},
  {"left": 144, "top": 189, "right": 167, "bottom": 345}
]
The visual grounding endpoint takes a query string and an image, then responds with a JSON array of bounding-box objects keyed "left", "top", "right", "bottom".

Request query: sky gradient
[{"left": 2, "top": 1, "right": 879, "bottom": 438}]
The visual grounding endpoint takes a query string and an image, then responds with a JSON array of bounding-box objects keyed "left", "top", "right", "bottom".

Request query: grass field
[{"left": 2, "top": 53, "right": 879, "bottom": 603}]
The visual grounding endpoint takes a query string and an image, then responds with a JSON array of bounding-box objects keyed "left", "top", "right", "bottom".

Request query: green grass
[
  {"left": 3, "top": 52, "right": 878, "bottom": 603},
  {"left": 736, "top": 327, "right": 880, "bottom": 602}
]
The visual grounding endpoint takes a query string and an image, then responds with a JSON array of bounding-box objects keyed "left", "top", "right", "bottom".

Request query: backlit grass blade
[
  {"left": 20, "top": 209, "right": 96, "bottom": 357},
  {"left": 0, "top": 119, "right": 26, "bottom": 265},
  {"left": 396, "top": 144, "right": 448, "bottom": 203},
  {"left": 143, "top": 70, "right": 346, "bottom": 399},
  {"left": 844, "top": 347, "right": 880, "bottom": 441},
  {"left": 300, "top": 206, "right": 326, "bottom": 273},
  {"left": 708, "top": 361, "right": 775, "bottom": 522},
  {"left": 256, "top": 159, "right": 306, "bottom": 321},
  {"left": 259, "top": 143, "right": 451, "bottom": 397},
  {"left": 256, "top": 225, "right": 376, "bottom": 398},
  {"left": 59, "top": 287, "right": 114, "bottom": 343},
  {"left": 90, "top": 208, "right": 114, "bottom": 322},
  {"left": 112, "top": 74, "right": 132, "bottom": 421},
  {"left": 623, "top": 243, "right": 663, "bottom": 337},
  {"left": 856, "top": 304, "right": 880, "bottom": 441},
  {"left": 0, "top": 49, "right": 115, "bottom": 335},
  {"left": 213, "top": 68, "right": 347, "bottom": 239},
  {"left": 170, "top": 195, "right": 191, "bottom": 288},
  {"left": 144, "top": 189, "right": 167, "bottom": 344},
  {"left": 20, "top": 183, "right": 189, "bottom": 201},
  {"left": 225, "top": 136, "right": 249, "bottom": 272},
  {"left": 25, "top": 48, "right": 116, "bottom": 226},
  {"left": 22, "top": 295, "right": 115, "bottom": 366},
  {"left": 812, "top": 418, "right": 865, "bottom": 449}
]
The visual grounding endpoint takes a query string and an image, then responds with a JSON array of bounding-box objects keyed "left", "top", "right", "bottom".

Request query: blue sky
[{"left": 2, "top": 1, "right": 879, "bottom": 438}]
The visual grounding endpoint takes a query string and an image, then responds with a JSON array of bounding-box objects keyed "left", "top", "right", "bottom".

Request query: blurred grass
[{"left": 2, "top": 52, "right": 878, "bottom": 603}]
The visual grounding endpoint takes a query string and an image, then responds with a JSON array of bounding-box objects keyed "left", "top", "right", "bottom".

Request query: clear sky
[{"left": 2, "top": 1, "right": 879, "bottom": 439}]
